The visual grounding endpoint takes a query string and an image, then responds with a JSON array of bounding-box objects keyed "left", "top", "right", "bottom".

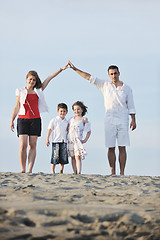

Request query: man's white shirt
[{"left": 89, "top": 76, "right": 136, "bottom": 124}]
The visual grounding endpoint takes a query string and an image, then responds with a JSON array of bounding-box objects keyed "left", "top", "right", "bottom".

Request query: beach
[{"left": 0, "top": 172, "right": 160, "bottom": 240}]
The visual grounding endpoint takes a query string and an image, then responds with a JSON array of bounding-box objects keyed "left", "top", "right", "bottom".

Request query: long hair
[
  {"left": 72, "top": 101, "right": 88, "bottom": 116},
  {"left": 26, "top": 71, "right": 42, "bottom": 89}
]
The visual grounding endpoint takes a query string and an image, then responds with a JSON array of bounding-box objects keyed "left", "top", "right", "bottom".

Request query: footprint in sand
[{"left": 71, "top": 214, "right": 95, "bottom": 223}]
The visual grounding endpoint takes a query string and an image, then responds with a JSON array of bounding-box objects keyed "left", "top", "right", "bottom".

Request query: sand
[{"left": 0, "top": 172, "right": 160, "bottom": 240}]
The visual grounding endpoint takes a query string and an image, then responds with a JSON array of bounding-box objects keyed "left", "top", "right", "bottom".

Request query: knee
[
  {"left": 19, "top": 143, "right": 27, "bottom": 151},
  {"left": 119, "top": 146, "right": 126, "bottom": 153},
  {"left": 29, "top": 142, "right": 37, "bottom": 150},
  {"left": 108, "top": 147, "right": 115, "bottom": 153}
]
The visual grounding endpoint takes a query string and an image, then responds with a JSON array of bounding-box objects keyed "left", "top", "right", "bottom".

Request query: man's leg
[
  {"left": 108, "top": 147, "right": 116, "bottom": 175},
  {"left": 118, "top": 146, "right": 127, "bottom": 175}
]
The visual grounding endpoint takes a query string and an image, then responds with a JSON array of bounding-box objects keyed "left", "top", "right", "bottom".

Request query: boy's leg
[
  {"left": 60, "top": 164, "right": 64, "bottom": 173},
  {"left": 51, "top": 143, "right": 59, "bottom": 174},
  {"left": 51, "top": 164, "right": 56, "bottom": 174},
  {"left": 59, "top": 143, "right": 68, "bottom": 174},
  {"left": 72, "top": 157, "right": 77, "bottom": 174}
]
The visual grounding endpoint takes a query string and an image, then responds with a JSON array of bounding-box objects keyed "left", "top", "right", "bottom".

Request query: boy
[{"left": 46, "top": 103, "right": 68, "bottom": 174}]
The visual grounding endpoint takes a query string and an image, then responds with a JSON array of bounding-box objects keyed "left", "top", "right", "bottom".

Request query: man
[{"left": 68, "top": 60, "right": 136, "bottom": 175}]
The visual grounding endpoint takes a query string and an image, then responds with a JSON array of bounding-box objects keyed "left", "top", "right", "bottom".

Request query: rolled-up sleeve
[
  {"left": 89, "top": 75, "right": 106, "bottom": 91},
  {"left": 127, "top": 88, "right": 136, "bottom": 114},
  {"left": 89, "top": 76, "right": 97, "bottom": 84}
]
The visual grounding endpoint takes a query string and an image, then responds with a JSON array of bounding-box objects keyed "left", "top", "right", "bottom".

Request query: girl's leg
[
  {"left": 60, "top": 164, "right": 64, "bottom": 173},
  {"left": 72, "top": 157, "right": 77, "bottom": 174},
  {"left": 27, "top": 136, "right": 38, "bottom": 173},
  {"left": 75, "top": 155, "right": 82, "bottom": 174},
  {"left": 51, "top": 164, "right": 56, "bottom": 174},
  {"left": 19, "top": 135, "right": 28, "bottom": 173}
]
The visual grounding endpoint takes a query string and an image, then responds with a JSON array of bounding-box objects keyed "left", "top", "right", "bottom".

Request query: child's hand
[{"left": 46, "top": 140, "right": 50, "bottom": 147}]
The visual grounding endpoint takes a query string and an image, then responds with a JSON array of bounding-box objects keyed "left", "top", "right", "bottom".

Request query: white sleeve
[
  {"left": 127, "top": 87, "right": 136, "bottom": 114},
  {"left": 15, "top": 88, "right": 20, "bottom": 96},
  {"left": 89, "top": 76, "right": 106, "bottom": 91},
  {"left": 48, "top": 119, "right": 55, "bottom": 130},
  {"left": 84, "top": 121, "right": 91, "bottom": 133}
]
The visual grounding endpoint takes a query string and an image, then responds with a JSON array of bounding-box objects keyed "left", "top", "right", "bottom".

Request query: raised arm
[
  {"left": 41, "top": 63, "right": 69, "bottom": 91},
  {"left": 68, "top": 60, "right": 91, "bottom": 80}
]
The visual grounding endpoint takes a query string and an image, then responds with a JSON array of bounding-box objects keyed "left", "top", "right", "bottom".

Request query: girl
[
  {"left": 68, "top": 101, "right": 91, "bottom": 174},
  {"left": 10, "top": 64, "right": 68, "bottom": 173}
]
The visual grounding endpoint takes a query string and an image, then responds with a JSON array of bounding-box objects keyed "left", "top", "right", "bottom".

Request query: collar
[{"left": 56, "top": 116, "right": 67, "bottom": 122}]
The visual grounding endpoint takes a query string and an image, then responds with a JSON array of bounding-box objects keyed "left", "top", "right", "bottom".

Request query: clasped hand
[{"left": 61, "top": 60, "right": 75, "bottom": 71}]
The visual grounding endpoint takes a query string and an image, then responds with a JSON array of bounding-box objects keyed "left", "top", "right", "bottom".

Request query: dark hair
[
  {"left": 26, "top": 71, "right": 42, "bottom": 89},
  {"left": 57, "top": 103, "right": 68, "bottom": 111},
  {"left": 72, "top": 101, "right": 88, "bottom": 116},
  {"left": 107, "top": 65, "right": 120, "bottom": 73}
]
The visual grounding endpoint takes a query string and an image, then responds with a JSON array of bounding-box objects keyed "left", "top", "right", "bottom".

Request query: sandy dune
[{"left": 0, "top": 172, "right": 160, "bottom": 239}]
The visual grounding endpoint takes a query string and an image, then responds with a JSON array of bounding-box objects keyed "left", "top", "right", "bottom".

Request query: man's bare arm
[
  {"left": 130, "top": 114, "right": 136, "bottom": 131},
  {"left": 68, "top": 60, "right": 91, "bottom": 80}
]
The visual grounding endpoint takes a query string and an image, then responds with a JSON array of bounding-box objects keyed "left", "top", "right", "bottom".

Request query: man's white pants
[{"left": 104, "top": 118, "right": 130, "bottom": 148}]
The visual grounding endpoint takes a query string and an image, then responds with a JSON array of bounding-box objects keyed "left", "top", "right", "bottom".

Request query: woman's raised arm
[{"left": 41, "top": 63, "right": 69, "bottom": 91}]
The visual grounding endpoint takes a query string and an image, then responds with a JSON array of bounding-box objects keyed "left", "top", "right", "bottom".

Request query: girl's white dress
[{"left": 67, "top": 117, "right": 91, "bottom": 160}]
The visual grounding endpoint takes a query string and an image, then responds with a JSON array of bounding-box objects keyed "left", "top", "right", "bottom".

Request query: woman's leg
[
  {"left": 27, "top": 136, "right": 38, "bottom": 173},
  {"left": 75, "top": 155, "right": 82, "bottom": 174},
  {"left": 19, "top": 135, "right": 28, "bottom": 173},
  {"left": 72, "top": 157, "right": 77, "bottom": 174}
]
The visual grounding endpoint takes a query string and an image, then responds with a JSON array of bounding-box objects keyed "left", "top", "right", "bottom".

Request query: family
[{"left": 10, "top": 60, "right": 136, "bottom": 175}]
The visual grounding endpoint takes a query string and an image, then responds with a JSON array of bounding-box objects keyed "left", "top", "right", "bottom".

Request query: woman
[{"left": 10, "top": 64, "right": 68, "bottom": 173}]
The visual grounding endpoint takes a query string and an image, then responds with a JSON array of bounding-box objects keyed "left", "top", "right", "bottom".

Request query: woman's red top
[{"left": 18, "top": 94, "right": 40, "bottom": 119}]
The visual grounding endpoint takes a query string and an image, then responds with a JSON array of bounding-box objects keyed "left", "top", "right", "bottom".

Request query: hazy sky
[{"left": 1, "top": 0, "right": 160, "bottom": 175}]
